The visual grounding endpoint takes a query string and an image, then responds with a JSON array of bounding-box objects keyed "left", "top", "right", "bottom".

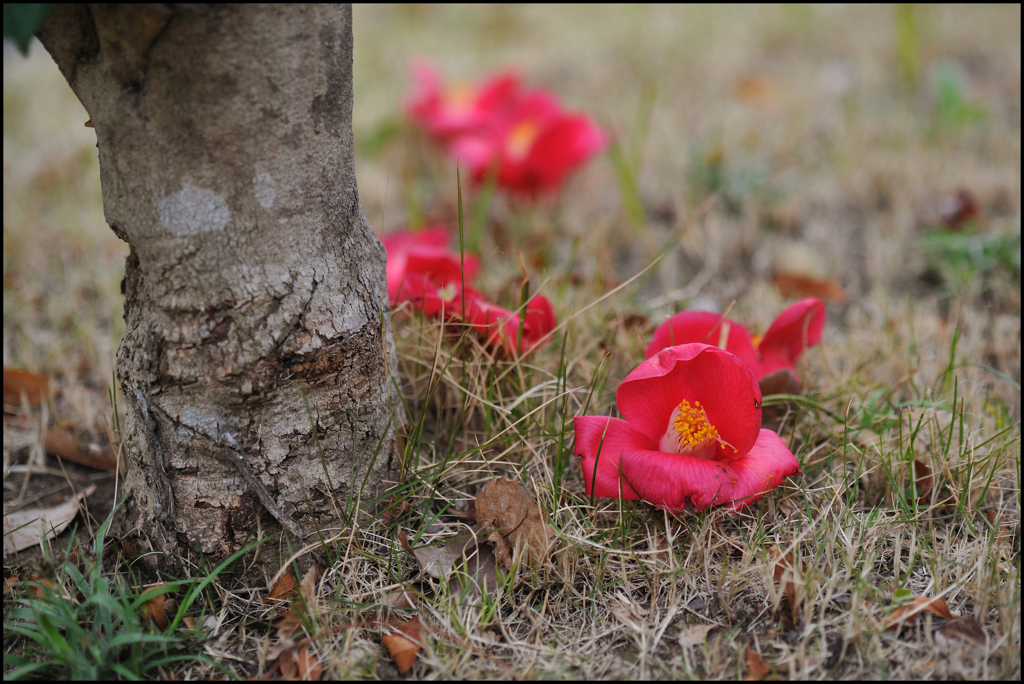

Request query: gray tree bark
[{"left": 38, "top": 4, "right": 401, "bottom": 569}]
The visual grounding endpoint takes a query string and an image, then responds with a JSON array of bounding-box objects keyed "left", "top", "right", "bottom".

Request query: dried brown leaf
[
  {"left": 3, "top": 367, "right": 50, "bottom": 410},
  {"left": 884, "top": 596, "right": 955, "bottom": 630},
  {"left": 678, "top": 623, "right": 716, "bottom": 647},
  {"left": 914, "top": 459, "right": 933, "bottom": 503},
  {"left": 474, "top": 477, "right": 553, "bottom": 571},
  {"left": 279, "top": 651, "right": 298, "bottom": 680},
  {"left": 297, "top": 565, "right": 318, "bottom": 620},
  {"left": 381, "top": 496, "right": 412, "bottom": 526},
  {"left": 268, "top": 571, "right": 298, "bottom": 603},
  {"left": 936, "top": 189, "right": 981, "bottom": 231},
  {"left": 773, "top": 272, "right": 846, "bottom": 302},
  {"left": 295, "top": 647, "right": 322, "bottom": 681},
  {"left": 936, "top": 616, "right": 986, "bottom": 654},
  {"left": 3, "top": 574, "right": 20, "bottom": 595},
  {"left": 182, "top": 615, "right": 197, "bottom": 631},
  {"left": 734, "top": 73, "right": 779, "bottom": 108},
  {"left": 144, "top": 585, "right": 169, "bottom": 630},
  {"left": 382, "top": 616, "right": 422, "bottom": 674},
  {"left": 744, "top": 645, "right": 772, "bottom": 681},
  {"left": 273, "top": 566, "right": 318, "bottom": 644},
  {"left": 402, "top": 525, "right": 499, "bottom": 597},
  {"left": 3, "top": 484, "right": 97, "bottom": 555},
  {"left": 44, "top": 428, "right": 116, "bottom": 472},
  {"left": 381, "top": 586, "right": 417, "bottom": 609},
  {"left": 768, "top": 546, "right": 804, "bottom": 616}
]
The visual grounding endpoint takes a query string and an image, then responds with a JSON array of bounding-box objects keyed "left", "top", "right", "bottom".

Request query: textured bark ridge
[{"left": 39, "top": 5, "right": 402, "bottom": 565}]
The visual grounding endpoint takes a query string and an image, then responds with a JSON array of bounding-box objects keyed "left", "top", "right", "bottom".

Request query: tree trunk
[{"left": 38, "top": 4, "right": 402, "bottom": 570}]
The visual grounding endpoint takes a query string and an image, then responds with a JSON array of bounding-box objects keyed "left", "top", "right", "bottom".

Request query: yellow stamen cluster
[
  {"left": 507, "top": 120, "right": 540, "bottom": 158},
  {"left": 672, "top": 399, "right": 719, "bottom": 451}
]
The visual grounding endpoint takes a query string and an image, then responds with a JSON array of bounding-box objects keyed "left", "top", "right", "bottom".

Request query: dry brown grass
[{"left": 4, "top": 5, "right": 1020, "bottom": 680}]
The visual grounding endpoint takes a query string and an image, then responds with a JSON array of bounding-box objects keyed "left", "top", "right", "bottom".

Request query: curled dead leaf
[
  {"left": 401, "top": 526, "right": 499, "bottom": 597},
  {"left": 382, "top": 616, "right": 422, "bottom": 674},
  {"left": 272, "top": 566, "right": 319, "bottom": 646},
  {"left": 913, "top": 459, "right": 933, "bottom": 503},
  {"left": 678, "top": 623, "right": 716, "bottom": 648},
  {"left": 44, "top": 428, "right": 117, "bottom": 472},
  {"left": 773, "top": 272, "right": 846, "bottom": 302},
  {"left": 295, "top": 647, "right": 322, "bottom": 681},
  {"left": 474, "top": 477, "right": 553, "bottom": 571},
  {"left": 381, "top": 586, "right": 417, "bottom": 610},
  {"left": 268, "top": 571, "right": 298, "bottom": 603},
  {"left": 3, "top": 367, "right": 50, "bottom": 411},
  {"left": 382, "top": 496, "right": 412, "bottom": 526},
  {"left": 767, "top": 546, "right": 805, "bottom": 618},
  {"left": 144, "top": 585, "right": 170, "bottom": 630},
  {"left": 3, "top": 484, "right": 97, "bottom": 555},
  {"left": 734, "top": 73, "right": 779, "bottom": 108},
  {"left": 936, "top": 616, "right": 986, "bottom": 655},
  {"left": 936, "top": 189, "right": 981, "bottom": 231},
  {"left": 883, "top": 596, "right": 954, "bottom": 630},
  {"left": 744, "top": 645, "right": 772, "bottom": 681}
]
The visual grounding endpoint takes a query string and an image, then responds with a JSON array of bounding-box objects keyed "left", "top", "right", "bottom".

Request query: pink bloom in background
[
  {"left": 574, "top": 344, "right": 801, "bottom": 512},
  {"left": 645, "top": 298, "right": 826, "bottom": 388},
  {"left": 382, "top": 227, "right": 556, "bottom": 355},
  {"left": 449, "top": 90, "right": 606, "bottom": 195},
  {"left": 407, "top": 61, "right": 606, "bottom": 195},
  {"left": 406, "top": 61, "right": 521, "bottom": 141}
]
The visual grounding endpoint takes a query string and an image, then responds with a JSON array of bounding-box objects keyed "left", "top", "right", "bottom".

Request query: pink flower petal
[
  {"left": 393, "top": 273, "right": 443, "bottom": 318},
  {"left": 618, "top": 449, "right": 736, "bottom": 512},
  {"left": 756, "top": 298, "right": 826, "bottom": 379},
  {"left": 383, "top": 227, "right": 477, "bottom": 302},
  {"left": 645, "top": 310, "right": 761, "bottom": 371},
  {"left": 520, "top": 115, "right": 606, "bottom": 192},
  {"left": 406, "top": 61, "right": 522, "bottom": 141},
  {"left": 718, "top": 429, "right": 801, "bottom": 511},
  {"left": 520, "top": 294, "right": 557, "bottom": 351},
  {"left": 573, "top": 416, "right": 652, "bottom": 499},
  {"left": 616, "top": 344, "right": 762, "bottom": 457},
  {"left": 405, "top": 249, "right": 479, "bottom": 288}
]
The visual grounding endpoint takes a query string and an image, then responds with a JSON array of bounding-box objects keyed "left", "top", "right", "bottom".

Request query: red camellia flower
[
  {"left": 448, "top": 89, "right": 606, "bottom": 195},
  {"left": 573, "top": 344, "right": 801, "bottom": 512},
  {"left": 382, "top": 226, "right": 556, "bottom": 355},
  {"left": 645, "top": 299, "right": 826, "bottom": 388},
  {"left": 382, "top": 226, "right": 479, "bottom": 305},
  {"left": 463, "top": 289, "right": 557, "bottom": 356},
  {"left": 406, "top": 61, "right": 521, "bottom": 142}
]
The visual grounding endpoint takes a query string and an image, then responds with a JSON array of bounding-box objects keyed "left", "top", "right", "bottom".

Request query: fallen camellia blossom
[
  {"left": 573, "top": 344, "right": 800, "bottom": 512},
  {"left": 462, "top": 288, "right": 557, "bottom": 356},
  {"left": 448, "top": 89, "right": 606, "bottom": 195},
  {"left": 645, "top": 298, "right": 826, "bottom": 388},
  {"left": 381, "top": 226, "right": 479, "bottom": 305},
  {"left": 382, "top": 227, "right": 556, "bottom": 355},
  {"left": 406, "top": 61, "right": 521, "bottom": 142}
]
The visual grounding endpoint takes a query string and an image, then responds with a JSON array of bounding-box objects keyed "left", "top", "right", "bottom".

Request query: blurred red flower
[
  {"left": 406, "top": 61, "right": 521, "bottom": 141},
  {"left": 573, "top": 344, "right": 800, "bottom": 512},
  {"left": 645, "top": 299, "right": 826, "bottom": 389},
  {"left": 382, "top": 226, "right": 479, "bottom": 305},
  {"left": 407, "top": 61, "right": 605, "bottom": 195},
  {"left": 448, "top": 89, "right": 606, "bottom": 195}
]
